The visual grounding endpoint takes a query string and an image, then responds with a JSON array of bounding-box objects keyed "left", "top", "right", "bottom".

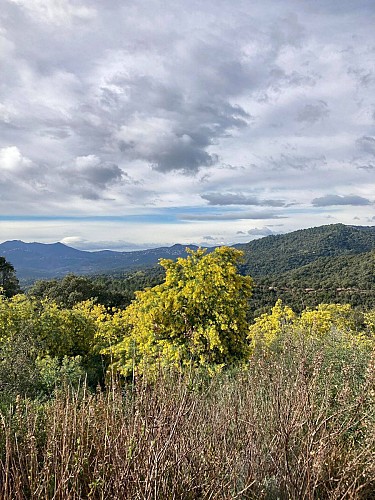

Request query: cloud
[
  {"left": 117, "top": 116, "right": 221, "bottom": 174},
  {"left": 0, "top": 147, "right": 126, "bottom": 205},
  {"left": 8, "top": 0, "right": 96, "bottom": 25},
  {"left": 312, "top": 194, "right": 372, "bottom": 207},
  {"left": 60, "top": 236, "right": 148, "bottom": 251},
  {"left": 357, "top": 162, "right": 375, "bottom": 171},
  {"left": 2, "top": 0, "right": 324, "bottom": 179},
  {"left": 0, "top": 146, "right": 46, "bottom": 203},
  {"left": 0, "top": 146, "right": 32, "bottom": 171},
  {"left": 61, "top": 155, "right": 124, "bottom": 199},
  {"left": 180, "top": 211, "right": 285, "bottom": 221},
  {"left": 113, "top": 81, "right": 251, "bottom": 173},
  {"left": 268, "top": 154, "right": 327, "bottom": 172},
  {"left": 201, "top": 192, "right": 285, "bottom": 207},
  {"left": 356, "top": 136, "right": 375, "bottom": 156},
  {"left": 247, "top": 227, "right": 274, "bottom": 236},
  {"left": 296, "top": 101, "right": 329, "bottom": 124}
]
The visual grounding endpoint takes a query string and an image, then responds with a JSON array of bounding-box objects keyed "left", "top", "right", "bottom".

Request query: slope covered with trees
[
  {"left": 249, "top": 249, "right": 375, "bottom": 316},
  {"left": 238, "top": 223, "right": 375, "bottom": 276}
]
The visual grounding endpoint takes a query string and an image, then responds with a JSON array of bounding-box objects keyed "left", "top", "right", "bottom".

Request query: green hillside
[
  {"left": 238, "top": 224, "right": 375, "bottom": 277},
  {"left": 250, "top": 249, "right": 375, "bottom": 316},
  {"left": 267, "top": 250, "right": 375, "bottom": 290}
]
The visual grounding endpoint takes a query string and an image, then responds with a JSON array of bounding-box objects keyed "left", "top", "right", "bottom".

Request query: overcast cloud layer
[{"left": 0, "top": 0, "right": 374, "bottom": 249}]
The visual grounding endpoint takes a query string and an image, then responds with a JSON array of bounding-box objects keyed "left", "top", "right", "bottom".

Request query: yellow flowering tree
[
  {"left": 101, "top": 247, "right": 253, "bottom": 376},
  {"left": 299, "top": 303, "right": 357, "bottom": 338},
  {"left": 248, "top": 300, "right": 371, "bottom": 355},
  {"left": 248, "top": 299, "right": 296, "bottom": 352},
  {"left": 0, "top": 294, "right": 110, "bottom": 394}
]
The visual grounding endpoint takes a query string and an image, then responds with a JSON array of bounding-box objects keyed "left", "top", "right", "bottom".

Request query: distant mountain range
[
  {"left": 0, "top": 240, "right": 201, "bottom": 282},
  {"left": 1, "top": 223, "right": 375, "bottom": 284}
]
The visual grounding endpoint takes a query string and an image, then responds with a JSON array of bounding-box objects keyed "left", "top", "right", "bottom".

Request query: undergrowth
[{"left": 0, "top": 330, "right": 374, "bottom": 499}]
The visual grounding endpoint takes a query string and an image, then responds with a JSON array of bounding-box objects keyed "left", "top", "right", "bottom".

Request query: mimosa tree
[{"left": 102, "top": 247, "right": 253, "bottom": 376}]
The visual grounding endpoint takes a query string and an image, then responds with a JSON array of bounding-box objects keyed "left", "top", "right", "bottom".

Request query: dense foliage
[
  {"left": 0, "top": 246, "right": 373, "bottom": 395},
  {"left": 0, "top": 294, "right": 106, "bottom": 400},
  {"left": 28, "top": 268, "right": 164, "bottom": 309}
]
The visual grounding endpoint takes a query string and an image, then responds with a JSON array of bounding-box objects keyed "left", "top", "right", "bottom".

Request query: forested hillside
[
  {"left": 270, "top": 249, "right": 375, "bottom": 289},
  {"left": 237, "top": 223, "right": 375, "bottom": 276},
  {"left": 250, "top": 249, "right": 375, "bottom": 316}
]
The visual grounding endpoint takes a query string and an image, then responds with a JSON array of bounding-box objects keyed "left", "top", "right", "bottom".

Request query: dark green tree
[{"left": 0, "top": 257, "right": 20, "bottom": 297}]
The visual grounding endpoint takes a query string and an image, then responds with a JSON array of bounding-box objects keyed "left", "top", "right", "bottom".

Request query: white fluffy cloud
[{"left": 0, "top": 146, "right": 32, "bottom": 171}]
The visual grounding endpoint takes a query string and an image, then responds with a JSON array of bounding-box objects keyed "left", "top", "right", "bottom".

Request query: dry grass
[{"left": 0, "top": 334, "right": 374, "bottom": 499}]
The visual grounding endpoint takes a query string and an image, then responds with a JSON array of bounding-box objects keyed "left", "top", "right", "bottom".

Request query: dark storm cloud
[
  {"left": 63, "top": 160, "right": 123, "bottom": 189},
  {"left": 108, "top": 56, "right": 254, "bottom": 173},
  {"left": 201, "top": 193, "right": 285, "bottom": 207},
  {"left": 312, "top": 195, "right": 372, "bottom": 207},
  {"left": 57, "top": 157, "right": 133, "bottom": 200}
]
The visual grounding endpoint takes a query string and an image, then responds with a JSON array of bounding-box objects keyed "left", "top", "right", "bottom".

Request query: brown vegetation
[{"left": 1, "top": 332, "right": 374, "bottom": 499}]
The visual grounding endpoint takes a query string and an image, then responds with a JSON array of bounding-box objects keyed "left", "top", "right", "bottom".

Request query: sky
[{"left": 0, "top": 0, "right": 374, "bottom": 251}]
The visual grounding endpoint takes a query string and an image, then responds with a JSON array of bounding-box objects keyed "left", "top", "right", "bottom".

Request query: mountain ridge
[
  {"left": 1, "top": 223, "right": 375, "bottom": 283},
  {"left": 0, "top": 239, "right": 202, "bottom": 282}
]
